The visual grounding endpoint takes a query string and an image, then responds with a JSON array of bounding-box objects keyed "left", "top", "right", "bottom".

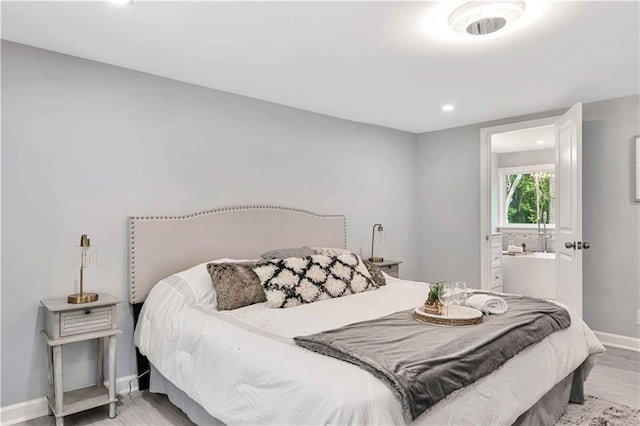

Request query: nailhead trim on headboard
[{"left": 128, "top": 205, "right": 347, "bottom": 304}]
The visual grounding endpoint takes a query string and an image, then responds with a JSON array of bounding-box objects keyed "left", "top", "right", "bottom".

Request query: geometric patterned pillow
[
  {"left": 252, "top": 252, "right": 379, "bottom": 308},
  {"left": 314, "top": 249, "right": 386, "bottom": 287}
]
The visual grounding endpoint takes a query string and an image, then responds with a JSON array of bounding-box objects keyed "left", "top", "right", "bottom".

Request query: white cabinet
[{"left": 490, "top": 234, "right": 503, "bottom": 292}]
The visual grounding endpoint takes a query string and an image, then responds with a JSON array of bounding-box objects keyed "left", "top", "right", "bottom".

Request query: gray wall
[
  {"left": 416, "top": 124, "right": 483, "bottom": 285},
  {"left": 416, "top": 95, "right": 640, "bottom": 339},
  {"left": 1, "top": 42, "right": 418, "bottom": 406},
  {"left": 582, "top": 96, "right": 640, "bottom": 338}
]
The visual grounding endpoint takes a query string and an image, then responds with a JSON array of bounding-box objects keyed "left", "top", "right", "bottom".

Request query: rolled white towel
[{"left": 465, "top": 294, "right": 508, "bottom": 315}]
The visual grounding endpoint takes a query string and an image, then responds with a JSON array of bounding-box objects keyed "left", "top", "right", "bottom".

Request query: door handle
[
  {"left": 582, "top": 242, "right": 590, "bottom": 249},
  {"left": 564, "top": 241, "right": 576, "bottom": 249}
]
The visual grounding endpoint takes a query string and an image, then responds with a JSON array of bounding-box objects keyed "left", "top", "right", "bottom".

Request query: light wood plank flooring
[
  {"left": 583, "top": 345, "right": 640, "bottom": 409},
  {"left": 20, "top": 345, "right": 639, "bottom": 425},
  {"left": 21, "top": 392, "right": 194, "bottom": 426}
]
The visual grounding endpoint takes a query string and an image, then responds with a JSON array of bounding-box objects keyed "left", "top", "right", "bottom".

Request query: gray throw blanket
[{"left": 294, "top": 294, "right": 571, "bottom": 421}]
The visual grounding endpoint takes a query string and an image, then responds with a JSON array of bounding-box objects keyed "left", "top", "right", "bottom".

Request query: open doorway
[
  {"left": 480, "top": 104, "right": 585, "bottom": 316},
  {"left": 491, "top": 125, "right": 557, "bottom": 299}
]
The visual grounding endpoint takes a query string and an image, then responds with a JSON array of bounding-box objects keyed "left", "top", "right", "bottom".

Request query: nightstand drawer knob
[{"left": 85, "top": 309, "right": 91, "bottom": 315}]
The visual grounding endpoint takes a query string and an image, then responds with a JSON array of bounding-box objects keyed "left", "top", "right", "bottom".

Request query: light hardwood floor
[
  {"left": 583, "top": 345, "right": 640, "bottom": 409},
  {"left": 20, "top": 345, "right": 639, "bottom": 425},
  {"left": 22, "top": 392, "right": 194, "bottom": 426}
]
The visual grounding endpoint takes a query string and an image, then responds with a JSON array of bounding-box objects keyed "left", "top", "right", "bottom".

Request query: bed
[{"left": 130, "top": 205, "right": 605, "bottom": 425}]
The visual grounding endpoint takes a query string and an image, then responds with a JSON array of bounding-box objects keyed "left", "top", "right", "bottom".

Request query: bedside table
[
  {"left": 40, "top": 293, "right": 122, "bottom": 426},
  {"left": 371, "top": 259, "right": 402, "bottom": 278}
]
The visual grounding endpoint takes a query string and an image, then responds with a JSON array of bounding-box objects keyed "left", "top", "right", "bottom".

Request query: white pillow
[{"left": 171, "top": 258, "right": 258, "bottom": 308}]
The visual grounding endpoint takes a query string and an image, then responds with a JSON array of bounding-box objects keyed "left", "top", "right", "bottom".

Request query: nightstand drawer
[
  {"left": 60, "top": 307, "right": 112, "bottom": 337},
  {"left": 380, "top": 264, "right": 399, "bottom": 278}
]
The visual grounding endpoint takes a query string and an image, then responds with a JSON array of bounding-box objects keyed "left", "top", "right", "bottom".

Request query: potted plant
[{"left": 424, "top": 282, "right": 445, "bottom": 315}]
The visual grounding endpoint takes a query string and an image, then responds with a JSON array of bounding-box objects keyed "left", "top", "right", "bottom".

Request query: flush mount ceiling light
[
  {"left": 423, "top": 0, "right": 549, "bottom": 42},
  {"left": 442, "top": 104, "right": 455, "bottom": 112},
  {"left": 449, "top": 1, "right": 525, "bottom": 36},
  {"left": 536, "top": 140, "right": 546, "bottom": 145},
  {"left": 107, "top": 0, "right": 133, "bottom": 6}
]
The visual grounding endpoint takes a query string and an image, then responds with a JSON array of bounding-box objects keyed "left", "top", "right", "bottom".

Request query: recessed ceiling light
[
  {"left": 536, "top": 140, "right": 546, "bottom": 145},
  {"left": 442, "top": 104, "right": 455, "bottom": 112}
]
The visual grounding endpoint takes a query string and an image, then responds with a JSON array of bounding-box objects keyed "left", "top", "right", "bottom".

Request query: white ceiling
[
  {"left": 491, "top": 125, "right": 555, "bottom": 153},
  {"left": 2, "top": 1, "right": 639, "bottom": 133}
]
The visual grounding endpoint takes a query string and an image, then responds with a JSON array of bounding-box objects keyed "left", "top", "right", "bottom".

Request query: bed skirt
[
  {"left": 513, "top": 363, "right": 583, "bottom": 425},
  {"left": 149, "top": 363, "right": 585, "bottom": 426},
  {"left": 149, "top": 365, "right": 225, "bottom": 426}
]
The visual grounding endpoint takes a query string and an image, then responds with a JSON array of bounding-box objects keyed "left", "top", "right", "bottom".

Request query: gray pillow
[
  {"left": 363, "top": 259, "right": 386, "bottom": 287},
  {"left": 206, "top": 262, "right": 266, "bottom": 310},
  {"left": 260, "top": 246, "right": 315, "bottom": 260},
  {"left": 312, "top": 247, "right": 350, "bottom": 256}
]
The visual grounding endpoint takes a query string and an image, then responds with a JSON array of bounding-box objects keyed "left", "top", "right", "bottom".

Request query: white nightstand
[
  {"left": 40, "top": 293, "right": 122, "bottom": 426},
  {"left": 371, "top": 259, "right": 402, "bottom": 278}
]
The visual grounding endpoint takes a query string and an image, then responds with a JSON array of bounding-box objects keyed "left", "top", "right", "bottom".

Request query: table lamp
[
  {"left": 68, "top": 234, "right": 99, "bottom": 304},
  {"left": 368, "top": 224, "right": 384, "bottom": 262}
]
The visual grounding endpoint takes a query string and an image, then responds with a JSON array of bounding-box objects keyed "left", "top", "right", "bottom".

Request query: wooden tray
[{"left": 414, "top": 305, "right": 483, "bottom": 326}]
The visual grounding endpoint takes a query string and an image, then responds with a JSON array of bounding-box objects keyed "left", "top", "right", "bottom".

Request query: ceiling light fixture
[
  {"left": 442, "top": 104, "right": 455, "bottom": 112},
  {"left": 536, "top": 140, "right": 546, "bottom": 145},
  {"left": 107, "top": 0, "right": 133, "bottom": 6},
  {"left": 449, "top": 1, "right": 525, "bottom": 36},
  {"left": 423, "top": 0, "right": 550, "bottom": 42}
]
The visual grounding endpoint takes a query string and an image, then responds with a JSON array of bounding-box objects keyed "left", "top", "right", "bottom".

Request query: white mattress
[{"left": 135, "top": 270, "right": 605, "bottom": 425}]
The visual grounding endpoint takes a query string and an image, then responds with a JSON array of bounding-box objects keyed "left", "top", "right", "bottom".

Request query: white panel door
[{"left": 555, "top": 103, "right": 583, "bottom": 317}]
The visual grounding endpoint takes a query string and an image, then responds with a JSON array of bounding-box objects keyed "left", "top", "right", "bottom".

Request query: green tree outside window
[{"left": 504, "top": 172, "right": 553, "bottom": 224}]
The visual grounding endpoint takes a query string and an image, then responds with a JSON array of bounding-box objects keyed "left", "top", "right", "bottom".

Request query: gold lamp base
[
  {"left": 368, "top": 257, "right": 384, "bottom": 263},
  {"left": 68, "top": 293, "right": 99, "bottom": 304}
]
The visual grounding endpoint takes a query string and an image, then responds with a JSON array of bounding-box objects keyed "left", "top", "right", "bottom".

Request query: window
[{"left": 498, "top": 164, "right": 555, "bottom": 226}]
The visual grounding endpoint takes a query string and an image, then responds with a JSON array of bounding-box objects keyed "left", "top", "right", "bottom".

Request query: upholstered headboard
[{"left": 128, "top": 205, "right": 346, "bottom": 304}]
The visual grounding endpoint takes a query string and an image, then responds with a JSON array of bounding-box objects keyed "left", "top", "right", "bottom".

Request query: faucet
[{"left": 538, "top": 211, "right": 551, "bottom": 253}]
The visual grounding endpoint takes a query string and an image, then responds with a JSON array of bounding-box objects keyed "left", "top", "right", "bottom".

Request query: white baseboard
[
  {"left": 0, "top": 398, "right": 48, "bottom": 426},
  {"left": 0, "top": 374, "right": 139, "bottom": 426},
  {"left": 594, "top": 330, "right": 640, "bottom": 352}
]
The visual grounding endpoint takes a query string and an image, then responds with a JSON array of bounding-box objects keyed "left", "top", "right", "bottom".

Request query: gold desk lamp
[
  {"left": 68, "top": 234, "right": 99, "bottom": 304},
  {"left": 368, "top": 224, "right": 384, "bottom": 263}
]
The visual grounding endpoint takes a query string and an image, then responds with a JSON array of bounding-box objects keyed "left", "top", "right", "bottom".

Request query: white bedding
[{"left": 135, "top": 268, "right": 605, "bottom": 425}]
